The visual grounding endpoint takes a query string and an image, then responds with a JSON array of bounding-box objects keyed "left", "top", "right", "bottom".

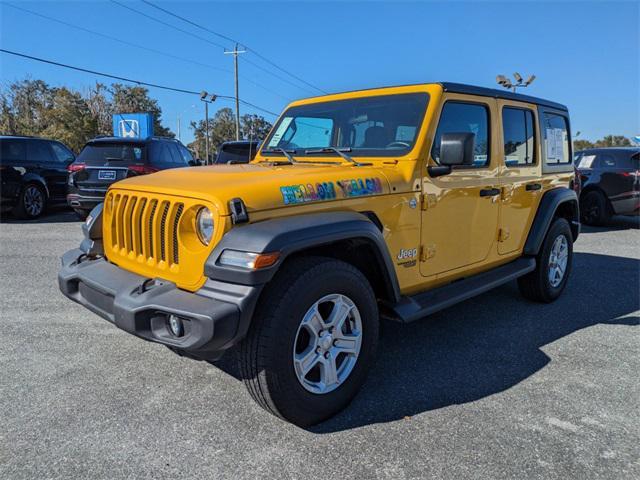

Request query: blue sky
[{"left": 1, "top": 1, "right": 638, "bottom": 144}]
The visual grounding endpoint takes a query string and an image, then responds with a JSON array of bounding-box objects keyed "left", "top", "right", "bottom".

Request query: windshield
[
  {"left": 262, "top": 93, "right": 429, "bottom": 158},
  {"left": 77, "top": 143, "right": 145, "bottom": 165}
]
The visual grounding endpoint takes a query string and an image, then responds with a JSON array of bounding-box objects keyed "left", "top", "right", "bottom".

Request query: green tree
[
  {"left": 241, "top": 113, "right": 273, "bottom": 141},
  {"left": 189, "top": 108, "right": 272, "bottom": 161},
  {"left": 573, "top": 139, "right": 594, "bottom": 151},
  {"left": 594, "top": 135, "right": 631, "bottom": 147},
  {"left": 41, "top": 87, "right": 98, "bottom": 152},
  {"left": 110, "top": 84, "right": 174, "bottom": 137}
]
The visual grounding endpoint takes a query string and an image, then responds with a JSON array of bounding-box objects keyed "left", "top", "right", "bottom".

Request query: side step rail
[{"left": 390, "top": 257, "right": 536, "bottom": 323}]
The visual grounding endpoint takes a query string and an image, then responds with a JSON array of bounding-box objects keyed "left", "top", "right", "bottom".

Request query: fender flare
[
  {"left": 523, "top": 187, "right": 580, "bottom": 256},
  {"left": 204, "top": 211, "right": 401, "bottom": 302}
]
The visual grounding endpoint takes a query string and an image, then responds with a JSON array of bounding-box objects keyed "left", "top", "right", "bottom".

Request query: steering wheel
[{"left": 386, "top": 141, "right": 411, "bottom": 149}]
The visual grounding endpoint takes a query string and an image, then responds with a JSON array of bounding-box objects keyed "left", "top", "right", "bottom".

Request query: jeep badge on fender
[{"left": 59, "top": 82, "right": 579, "bottom": 427}]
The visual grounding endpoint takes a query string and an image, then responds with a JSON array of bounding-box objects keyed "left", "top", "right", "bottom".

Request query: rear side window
[
  {"left": 27, "top": 140, "right": 55, "bottom": 164},
  {"left": 502, "top": 107, "right": 535, "bottom": 167},
  {"left": 177, "top": 143, "right": 194, "bottom": 163},
  {"left": 77, "top": 143, "right": 144, "bottom": 165},
  {"left": 167, "top": 143, "right": 188, "bottom": 166},
  {"left": 0, "top": 139, "right": 26, "bottom": 162},
  {"left": 216, "top": 144, "right": 253, "bottom": 164},
  {"left": 598, "top": 153, "right": 616, "bottom": 168},
  {"left": 50, "top": 142, "right": 74, "bottom": 163},
  {"left": 149, "top": 141, "right": 174, "bottom": 167},
  {"left": 542, "top": 113, "right": 571, "bottom": 165},
  {"left": 432, "top": 102, "right": 490, "bottom": 167}
]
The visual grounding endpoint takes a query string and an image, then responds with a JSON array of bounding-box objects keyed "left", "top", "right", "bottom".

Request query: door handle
[
  {"left": 525, "top": 183, "right": 542, "bottom": 191},
  {"left": 479, "top": 188, "right": 500, "bottom": 197}
]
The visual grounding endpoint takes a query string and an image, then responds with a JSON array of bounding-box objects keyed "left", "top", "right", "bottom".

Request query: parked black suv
[
  {"left": 67, "top": 136, "right": 197, "bottom": 219},
  {"left": 214, "top": 140, "right": 259, "bottom": 164},
  {"left": 0, "top": 135, "right": 75, "bottom": 219},
  {"left": 575, "top": 147, "right": 640, "bottom": 225}
]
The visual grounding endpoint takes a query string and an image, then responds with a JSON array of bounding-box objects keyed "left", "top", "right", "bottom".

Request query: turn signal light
[{"left": 219, "top": 250, "right": 280, "bottom": 270}]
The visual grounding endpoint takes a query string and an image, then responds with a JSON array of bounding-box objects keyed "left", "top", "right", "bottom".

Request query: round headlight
[{"left": 196, "top": 207, "right": 214, "bottom": 245}]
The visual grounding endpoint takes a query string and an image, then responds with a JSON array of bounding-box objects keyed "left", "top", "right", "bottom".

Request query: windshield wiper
[
  {"left": 261, "top": 148, "right": 298, "bottom": 164},
  {"left": 304, "top": 147, "right": 371, "bottom": 166}
]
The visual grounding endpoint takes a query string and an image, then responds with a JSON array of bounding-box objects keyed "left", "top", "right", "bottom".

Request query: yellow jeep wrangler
[{"left": 59, "top": 82, "right": 579, "bottom": 426}]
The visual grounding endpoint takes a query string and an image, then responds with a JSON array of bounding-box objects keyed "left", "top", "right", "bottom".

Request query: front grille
[{"left": 108, "top": 193, "right": 184, "bottom": 267}]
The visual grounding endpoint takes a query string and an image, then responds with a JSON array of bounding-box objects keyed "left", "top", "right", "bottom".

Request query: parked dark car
[
  {"left": 67, "top": 136, "right": 197, "bottom": 219},
  {"left": 0, "top": 135, "right": 75, "bottom": 219},
  {"left": 214, "top": 140, "right": 259, "bottom": 164},
  {"left": 575, "top": 147, "right": 640, "bottom": 225}
]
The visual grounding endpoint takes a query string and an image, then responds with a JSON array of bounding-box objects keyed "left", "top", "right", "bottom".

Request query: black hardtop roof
[
  {"left": 439, "top": 82, "right": 568, "bottom": 111},
  {"left": 320, "top": 82, "right": 568, "bottom": 112}
]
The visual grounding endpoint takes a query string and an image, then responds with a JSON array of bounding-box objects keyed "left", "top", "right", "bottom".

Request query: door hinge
[
  {"left": 419, "top": 244, "right": 436, "bottom": 261},
  {"left": 498, "top": 228, "right": 510, "bottom": 242},
  {"left": 500, "top": 186, "right": 512, "bottom": 202},
  {"left": 420, "top": 193, "right": 437, "bottom": 210}
]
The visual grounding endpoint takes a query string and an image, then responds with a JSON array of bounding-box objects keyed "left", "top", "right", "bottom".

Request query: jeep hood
[{"left": 111, "top": 162, "right": 407, "bottom": 215}]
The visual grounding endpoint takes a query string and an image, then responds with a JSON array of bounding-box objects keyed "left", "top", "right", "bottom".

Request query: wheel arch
[
  {"left": 523, "top": 187, "right": 579, "bottom": 256},
  {"left": 580, "top": 184, "right": 614, "bottom": 214},
  {"left": 21, "top": 174, "right": 50, "bottom": 198},
  {"left": 205, "top": 211, "right": 401, "bottom": 304}
]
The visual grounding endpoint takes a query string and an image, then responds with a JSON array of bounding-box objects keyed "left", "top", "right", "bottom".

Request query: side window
[
  {"left": 542, "top": 113, "right": 571, "bottom": 165},
  {"left": 502, "top": 107, "right": 535, "bottom": 167},
  {"left": 177, "top": 144, "right": 194, "bottom": 163},
  {"left": 167, "top": 143, "right": 187, "bottom": 166},
  {"left": 0, "top": 139, "right": 26, "bottom": 163},
  {"left": 27, "top": 140, "right": 55, "bottom": 164},
  {"left": 598, "top": 153, "right": 616, "bottom": 168},
  {"left": 50, "top": 142, "right": 74, "bottom": 163},
  {"left": 149, "top": 142, "right": 172, "bottom": 167},
  {"left": 432, "top": 102, "right": 490, "bottom": 167}
]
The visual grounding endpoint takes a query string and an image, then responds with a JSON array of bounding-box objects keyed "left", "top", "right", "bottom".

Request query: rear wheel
[
  {"left": 13, "top": 183, "right": 46, "bottom": 219},
  {"left": 239, "top": 256, "right": 379, "bottom": 427},
  {"left": 518, "top": 217, "right": 573, "bottom": 303},
  {"left": 581, "top": 190, "right": 609, "bottom": 225}
]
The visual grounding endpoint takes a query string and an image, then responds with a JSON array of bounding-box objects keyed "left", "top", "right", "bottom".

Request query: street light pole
[
  {"left": 224, "top": 43, "right": 246, "bottom": 141},
  {"left": 204, "top": 100, "right": 209, "bottom": 164}
]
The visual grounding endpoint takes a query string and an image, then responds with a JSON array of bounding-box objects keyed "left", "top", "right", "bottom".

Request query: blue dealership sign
[{"left": 112, "top": 113, "right": 154, "bottom": 139}]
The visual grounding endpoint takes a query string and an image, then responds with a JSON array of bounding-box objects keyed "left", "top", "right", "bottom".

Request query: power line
[
  {"left": 108, "top": 0, "right": 291, "bottom": 101},
  {"left": 0, "top": 48, "right": 280, "bottom": 117},
  {"left": 4, "top": 2, "right": 230, "bottom": 75},
  {"left": 139, "top": 0, "right": 328, "bottom": 95}
]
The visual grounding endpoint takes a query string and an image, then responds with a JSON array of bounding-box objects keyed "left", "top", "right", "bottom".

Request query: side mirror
[
  {"left": 440, "top": 132, "right": 475, "bottom": 166},
  {"left": 428, "top": 132, "right": 475, "bottom": 178}
]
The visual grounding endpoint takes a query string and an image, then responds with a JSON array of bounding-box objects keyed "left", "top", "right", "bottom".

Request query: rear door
[
  {"left": 74, "top": 142, "right": 145, "bottom": 195},
  {"left": 497, "top": 101, "right": 542, "bottom": 255},
  {"left": 27, "top": 139, "right": 68, "bottom": 199},
  {"left": 597, "top": 151, "right": 640, "bottom": 214}
]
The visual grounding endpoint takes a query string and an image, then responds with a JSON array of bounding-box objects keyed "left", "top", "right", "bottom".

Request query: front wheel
[
  {"left": 239, "top": 256, "right": 379, "bottom": 427},
  {"left": 518, "top": 217, "right": 573, "bottom": 303}
]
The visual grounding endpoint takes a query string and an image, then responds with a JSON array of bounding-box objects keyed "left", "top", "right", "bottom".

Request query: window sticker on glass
[
  {"left": 546, "top": 128, "right": 565, "bottom": 162},
  {"left": 578, "top": 154, "right": 596, "bottom": 169},
  {"left": 268, "top": 117, "right": 293, "bottom": 147}
]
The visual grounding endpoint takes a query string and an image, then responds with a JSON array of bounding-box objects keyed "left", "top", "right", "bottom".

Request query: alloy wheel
[
  {"left": 292, "top": 293, "right": 363, "bottom": 394},
  {"left": 548, "top": 234, "right": 569, "bottom": 288},
  {"left": 24, "top": 186, "right": 44, "bottom": 217}
]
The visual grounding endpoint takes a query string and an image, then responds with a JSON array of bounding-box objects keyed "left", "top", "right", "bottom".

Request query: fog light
[{"left": 168, "top": 314, "right": 184, "bottom": 337}]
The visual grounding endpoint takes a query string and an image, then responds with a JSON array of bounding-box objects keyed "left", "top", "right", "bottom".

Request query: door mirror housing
[{"left": 439, "top": 132, "right": 476, "bottom": 166}]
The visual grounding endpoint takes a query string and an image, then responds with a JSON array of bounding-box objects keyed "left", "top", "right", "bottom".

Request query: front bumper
[{"left": 58, "top": 248, "right": 260, "bottom": 360}]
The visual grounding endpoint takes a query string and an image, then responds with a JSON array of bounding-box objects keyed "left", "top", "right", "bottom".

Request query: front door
[
  {"left": 420, "top": 95, "right": 500, "bottom": 277},
  {"left": 497, "top": 101, "right": 543, "bottom": 255}
]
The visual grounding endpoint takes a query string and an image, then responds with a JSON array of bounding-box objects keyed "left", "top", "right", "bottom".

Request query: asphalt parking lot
[{"left": 0, "top": 210, "right": 638, "bottom": 480}]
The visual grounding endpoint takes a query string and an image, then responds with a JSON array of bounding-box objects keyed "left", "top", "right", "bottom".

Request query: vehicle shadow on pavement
[
  {"left": 214, "top": 251, "right": 639, "bottom": 432},
  {"left": 0, "top": 209, "right": 80, "bottom": 224}
]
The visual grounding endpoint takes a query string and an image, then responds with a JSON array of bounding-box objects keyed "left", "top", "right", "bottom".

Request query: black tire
[
  {"left": 73, "top": 208, "right": 90, "bottom": 220},
  {"left": 580, "top": 190, "right": 609, "bottom": 226},
  {"left": 239, "top": 256, "right": 379, "bottom": 427},
  {"left": 518, "top": 217, "right": 573, "bottom": 303},
  {"left": 13, "top": 183, "right": 46, "bottom": 219}
]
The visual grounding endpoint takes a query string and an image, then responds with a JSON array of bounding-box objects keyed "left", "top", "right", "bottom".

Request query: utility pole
[
  {"left": 224, "top": 43, "right": 246, "bottom": 141},
  {"left": 177, "top": 114, "right": 181, "bottom": 141}
]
